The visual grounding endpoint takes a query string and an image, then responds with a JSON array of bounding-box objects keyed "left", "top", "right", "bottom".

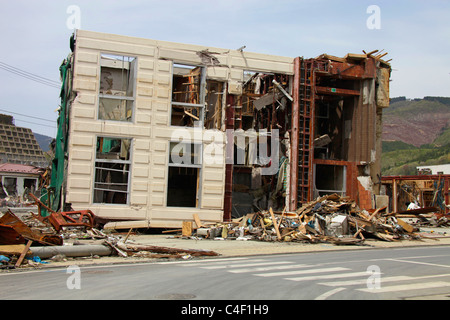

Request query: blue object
[
  {"left": 0, "top": 255, "right": 10, "bottom": 263},
  {"left": 28, "top": 256, "right": 49, "bottom": 264}
]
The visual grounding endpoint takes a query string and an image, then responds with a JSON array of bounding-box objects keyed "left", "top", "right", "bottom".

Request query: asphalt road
[{"left": 1, "top": 245, "right": 450, "bottom": 302}]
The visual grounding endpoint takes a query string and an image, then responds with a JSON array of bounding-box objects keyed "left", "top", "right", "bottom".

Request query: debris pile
[
  {"left": 0, "top": 208, "right": 218, "bottom": 269},
  {"left": 185, "top": 193, "right": 444, "bottom": 245}
]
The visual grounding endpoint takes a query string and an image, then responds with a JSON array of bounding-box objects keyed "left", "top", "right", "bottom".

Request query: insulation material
[{"left": 376, "top": 67, "right": 390, "bottom": 108}]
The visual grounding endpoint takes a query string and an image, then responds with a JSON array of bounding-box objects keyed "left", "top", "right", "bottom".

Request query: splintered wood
[{"left": 188, "top": 193, "right": 439, "bottom": 245}]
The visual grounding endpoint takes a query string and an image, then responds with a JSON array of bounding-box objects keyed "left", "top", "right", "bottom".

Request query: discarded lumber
[{"left": 117, "top": 243, "right": 219, "bottom": 257}]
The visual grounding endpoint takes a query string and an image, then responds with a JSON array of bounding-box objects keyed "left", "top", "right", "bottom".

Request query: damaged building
[{"left": 48, "top": 30, "right": 391, "bottom": 230}]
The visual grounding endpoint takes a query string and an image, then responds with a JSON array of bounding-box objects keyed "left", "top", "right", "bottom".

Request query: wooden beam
[
  {"left": 15, "top": 240, "right": 32, "bottom": 268},
  {"left": 193, "top": 214, "right": 204, "bottom": 229}
]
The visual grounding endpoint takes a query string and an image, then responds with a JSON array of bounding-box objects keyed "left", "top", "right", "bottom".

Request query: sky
[{"left": 0, "top": 0, "right": 449, "bottom": 138}]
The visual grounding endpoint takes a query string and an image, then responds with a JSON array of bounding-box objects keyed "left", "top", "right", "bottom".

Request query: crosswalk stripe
[
  {"left": 320, "top": 273, "right": 450, "bottom": 287},
  {"left": 228, "top": 264, "right": 311, "bottom": 273},
  {"left": 357, "top": 281, "right": 450, "bottom": 293},
  {"left": 255, "top": 267, "right": 350, "bottom": 277},
  {"left": 319, "top": 275, "right": 410, "bottom": 287},
  {"left": 286, "top": 271, "right": 370, "bottom": 282},
  {"left": 315, "top": 287, "right": 347, "bottom": 300},
  {"left": 180, "top": 257, "right": 260, "bottom": 265},
  {"left": 201, "top": 261, "right": 293, "bottom": 269}
]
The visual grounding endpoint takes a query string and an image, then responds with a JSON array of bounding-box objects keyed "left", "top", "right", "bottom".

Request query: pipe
[{"left": 30, "top": 245, "right": 113, "bottom": 259}]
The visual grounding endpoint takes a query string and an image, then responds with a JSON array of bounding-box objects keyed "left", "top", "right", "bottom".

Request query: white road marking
[
  {"left": 386, "top": 258, "right": 450, "bottom": 269},
  {"left": 228, "top": 264, "right": 311, "bottom": 273},
  {"left": 255, "top": 267, "right": 350, "bottom": 277},
  {"left": 357, "top": 281, "right": 450, "bottom": 293},
  {"left": 314, "top": 287, "right": 347, "bottom": 300},
  {"left": 320, "top": 273, "right": 450, "bottom": 287},
  {"left": 201, "top": 261, "right": 293, "bottom": 269},
  {"left": 286, "top": 271, "right": 370, "bottom": 282},
  {"left": 319, "top": 275, "right": 411, "bottom": 287}
]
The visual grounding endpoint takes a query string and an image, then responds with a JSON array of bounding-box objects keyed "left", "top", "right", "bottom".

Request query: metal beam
[{"left": 289, "top": 57, "right": 301, "bottom": 211}]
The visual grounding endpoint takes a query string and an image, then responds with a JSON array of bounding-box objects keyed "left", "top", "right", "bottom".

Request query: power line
[
  {"left": 0, "top": 61, "right": 61, "bottom": 89},
  {"left": 0, "top": 61, "right": 60, "bottom": 84},
  {"left": 14, "top": 118, "right": 56, "bottom": 129},
  {"left": 0, "top": 108, "right": 56, "bottom": 123}
]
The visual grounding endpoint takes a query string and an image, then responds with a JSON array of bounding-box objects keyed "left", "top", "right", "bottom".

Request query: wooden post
[
  {"left": 393, "top": 179, "right": 398, "bottom": 213},
  {"left": 269, "top": 208, "right": 282, "bottom": 241}
]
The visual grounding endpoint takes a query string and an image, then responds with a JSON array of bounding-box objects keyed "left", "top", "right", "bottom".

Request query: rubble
[
  {"left": 181, "top": 193, "right": 447, "bottom": 245},
  {"left": 1, "top": 192, "right": 449, "bottom": 269},
  {"left": 0, "top": 208, "right": 219, "bottom": 269}
]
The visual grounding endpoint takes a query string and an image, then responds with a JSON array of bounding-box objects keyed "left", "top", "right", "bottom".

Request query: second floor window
[{"left": 99, "top": 54, "right": 136, "bottom": 122}]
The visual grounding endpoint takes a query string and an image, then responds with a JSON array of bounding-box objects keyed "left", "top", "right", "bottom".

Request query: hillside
[
  {"left": 33, "top": 132, "right": 54, "bottom": 153},
  {"left": 381, "top": 96, "right": 450, "bottom": 175},
  {"left": 382, "top": 96, "right": 450, "bottom": 147}
]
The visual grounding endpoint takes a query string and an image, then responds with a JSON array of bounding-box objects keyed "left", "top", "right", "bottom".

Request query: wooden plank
[
  {"left": 396, "top": 218, "right": 415, "bottom": 233},
  {"left": 269, "top": 208, "right": 282, "bottom": 241},
  {"left": 15, "top": 240, "right": 32, "bottom": 268},
  {"left": 182, "top": 221, "right": 193, "bottom": 237},
  {"left": 193, "top": 214, "right": 204, "bottom": 229},
  {"left": 184, "top": 110, "right": 199, "bottom": 120},
  {"left": 0, "top": 244, "right": 31, "bottom": 256}
]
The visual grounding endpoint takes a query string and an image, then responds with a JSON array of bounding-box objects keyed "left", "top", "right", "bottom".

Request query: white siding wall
[{"left": 66, "top": 29, "right": 293, "bottom": 227}]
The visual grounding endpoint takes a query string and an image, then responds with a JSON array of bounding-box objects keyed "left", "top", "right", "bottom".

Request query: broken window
[
  {"left": 2, "top": 177, "right": 17, "bottom": 196},
  {"left": 314, "top": 164, "right": 346, "bottom": 197},
  {"left": 167, "top": 142, "right": 202, "bottom": 207},
  {"left": 94, "top": 137, "right": 132, "bottom": 204},
  {"left": 171, "top": 64, "right": 206, "bottom": 127},
  {"left": 99, "top": 54, "right": 136, "bottom": 122},
  {"left": 204, "top": 80, "right": 225, "bottom": 129}
]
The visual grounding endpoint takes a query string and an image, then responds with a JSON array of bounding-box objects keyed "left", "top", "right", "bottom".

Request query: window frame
[
  {"left": 98, "top": 53, "right": 137, "bottom": 123},
  {"left": 170, "top": 62, "right": 207, "bottom": 127},
  {"left": 166, "top": 141, "right": 203, "bottom": 208},
  {"left": 93, "top": 136, "right": 133, "bottom": 205}
]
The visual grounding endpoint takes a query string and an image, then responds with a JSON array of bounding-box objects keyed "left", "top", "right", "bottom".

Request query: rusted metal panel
[
  {"left": 0, "top": 210, "right": 63, "bottom": 245},
  {"left": 28, "top": 193, "right": 95, "bottom": 233},
  {"left": 325, "top": 58, "right": 376, "bottom": 80}
]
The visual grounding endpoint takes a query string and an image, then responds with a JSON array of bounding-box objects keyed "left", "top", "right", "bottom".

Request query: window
[
  {"left": 167, "top": 142, "right": 202, "bottom": 207},
  {"left": 171, "top": 64, "right": 206, "bottom": 127},
  {"left": 99, "top": 54, "right": 136, "bottom": 122},
  {"left": 314, "top": 164, "right": 346, "bottom": 197},
  {"left": 94, "top": 137, "right": 132, "bottom": 204}
]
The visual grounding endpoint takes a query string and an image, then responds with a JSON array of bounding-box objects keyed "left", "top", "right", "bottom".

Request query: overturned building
[{"left": 47, "top": 30, "right": 391, "bottom": 229}]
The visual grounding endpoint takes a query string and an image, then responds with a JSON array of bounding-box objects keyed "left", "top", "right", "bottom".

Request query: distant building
[
  {"left": 0, "top": 114, "right": 48, "bottom": 167},
  {"left": 0, "top": 163, "right": 44, "bottom": 206},
  {"left": 417, "top": 164, "right": 450, "bottom": 175}
]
